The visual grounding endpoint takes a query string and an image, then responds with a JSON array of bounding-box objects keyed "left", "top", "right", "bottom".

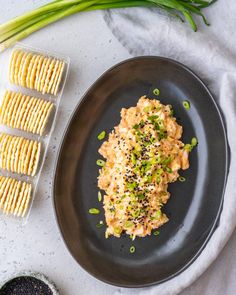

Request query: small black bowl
[{"left": 0, "top": 272, "right": 59, "bottom": 295}]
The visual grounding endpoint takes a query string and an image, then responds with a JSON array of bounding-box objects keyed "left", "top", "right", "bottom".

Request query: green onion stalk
[{"left": 0, "top": 0, "right": 217, "bottom": 52}]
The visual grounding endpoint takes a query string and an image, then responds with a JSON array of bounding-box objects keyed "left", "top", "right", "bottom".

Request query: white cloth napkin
[{"left": 103, "top": 1, "right": 236, "bottom": 294}]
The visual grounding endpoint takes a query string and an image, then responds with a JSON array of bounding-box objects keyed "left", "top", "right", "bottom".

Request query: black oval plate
[{"left": 53, "top": 57, "right": 228, "bottom": 287}]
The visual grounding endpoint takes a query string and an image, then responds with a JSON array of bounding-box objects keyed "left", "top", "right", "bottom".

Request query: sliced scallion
[
  {"left": 89, "top": 208, "right": 100, "bottom": 214},
  {"left": 154, "top": 230, "right": 160, "bottom": 236},
  {"left": 183, "top": 100, "right": 190, "bottom": 110},
  {"left": 153, "top": 88, "right": 160, "bottom": 96},
  {"left": 130, "top": 246, "right": 136, "bottom": 253},
  {"left": 191, "top": 137, "right": 198, "bottom": 147},
  {"left": 98, "top": 191, "right": 102, "bottom": 202},
  {"left": 179, "top": 176, "right": 186, "bottom": 182},
  {"left": 96, "top": 159, "right": 105, "bottom": 167},
  {"left": 97, "top": 130, "right": 106, "bottom": 140}
]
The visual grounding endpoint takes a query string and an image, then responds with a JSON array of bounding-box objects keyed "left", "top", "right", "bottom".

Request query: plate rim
[{"left": 52, "top": 56, "right": 229, "bottom": 288}]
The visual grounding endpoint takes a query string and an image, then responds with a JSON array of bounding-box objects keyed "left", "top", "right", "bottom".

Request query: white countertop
[{"left": 0, "top": 1, "right": 130, "bottom": 294}]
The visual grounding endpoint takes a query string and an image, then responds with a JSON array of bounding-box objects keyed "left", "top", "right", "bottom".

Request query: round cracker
[
  {"left": 43, "top": 59, "right": 56, "bottom": 94},
  {"left": 20, "top": 95, "right": 35, "bottom": 130},
  {"left": 2, "top": 90, "right": 15, "bottom": 124},
  {"left": 9, "top": 92, "right": 24, "bottom": 128},
  {"left": 0, "top": 91, "right": 12, "bottom": 123},
  {"left": 34, "top": 55, "right": 44, "bottom": 90},
  {"left": 29, "top": 99, "right": 46, "bottom": 133},
  {"left": 0, "top": 90, "right": 11, "bottom": 116},
  {"left": 47, "top": 60, "right": 60, "bottom": 94},
  {"left": 33, "top": 101, "right": 51, "bottom": 134},
  {"left": 30, "top": 54, "right": 41, "bottom": 89},
  {"left": 21, "top": 184, "right": 32, "bottom": 217},
  {"left": 0, "top": 177, "right": 8, "bottom": 203},
  {"left": 0, "top": 177, "right": 13, "bottom": 209},
  {"left": 9, "top": 49, "right": 20, "bottom": 83},
  {"left": 5, "top": 91, "right": 19, "bottom": 126},
  {"left": 12, "top": 92, "right": 25, "bottom": 128},
  {"left": 32, "top": 100, "right": 48, "bottom": 133},
  {"left": 21, "top": 52, "right": 33, "bottom": 87},
  {"left": 24, "top": 97, "right": 39, "bottom": 132},
  {"left": 14, "top": 181, "right": 26, "bottom": 215},
  {"left": 15, "top": 95, "right": 30, "bottom": 129},
  {"left": 53, "top": 61, "right": 65, "bottom": 95},
  {"left": 27, "top": 140, "right": 38, "bottom": 176},
  {"left": 10, "top": 180, "right": 22, "bottom": 214},
  {"left": 0, "top": 134, "right": 10, "bottom": 169},
  {"left": 38, "top": 103, "right": 54, "bottom": 135},
  {"left": 32, "top": 141, "right": 41, "bottom": 176},
  {"left": 26, "top": 54, "right": 37, "bottom": 88},
  {"left": 39, "top": 57, "right": 51, "bottom": 93},
  {"left": 51, "top": 61, "right": 63, "bottom": 95},
  {"left": 18, "top": 138, "right": 28, "bottom": 174},
  {"left": 18, "top": 51, "right": 28, "bottom": 84},
  {"left": 23, "top": 139, "right": 34, "bottom": 175},
  {"left": 14, "top": 50, "right": 25, "bottom": 85},
  {"left": 10, "top": 136, "right": 20, "bottom": 173},
  {"left": 18, "top": 182, "right": 31, "bottom": 217},
  {"left": 14, "top": 136, "right": 24, "bottom": 173},
  {"left": 6, "top": 135, "right": 15, "bottom": 171},
  {"left": 4, "top": 178, "right": 17, "bottom": 214},
  {"left": 36, "top": 57, "right": 48, "bottom": 91}
]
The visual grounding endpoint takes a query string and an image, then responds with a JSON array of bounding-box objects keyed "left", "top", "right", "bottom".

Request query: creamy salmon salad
[{"left": 97, "top": 96, "right": 193, "bottom": 239}]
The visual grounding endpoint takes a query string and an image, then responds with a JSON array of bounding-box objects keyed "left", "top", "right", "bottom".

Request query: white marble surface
[{"left": 0, "top": 1, "right": 130, "bottom": 294}]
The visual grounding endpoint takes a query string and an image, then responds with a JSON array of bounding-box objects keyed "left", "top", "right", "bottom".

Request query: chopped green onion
[
  {"left": 89, "top": 208, "right": 100, "bottom": 214},
  {"left": 191, "top": 137, "right": 198, "bottom": 147},
  {"left": 97, "top": 130, "right": 106, "bottom": 140},
  {"left": 179, "top": 176, "right": 186, "bottom": 182},
  {"left": 183, "top": 100, "right": 190, "bottom": 110},
  {"left": 166, "top": 167, "right": 172, "bottom": 173},
  {"left": 153, "top": 230, "right": 160, "bottom": 236},
  {"left": 114, "top": 227, "right": 122, "bottom": 235},
  {"left": 127, "top": 182, "right": 137, "bottom": 191},
  {"left": 96, "top": 221, "right": 104, "bottom": 228},
  {"left": 124, "top": 221, "right": 134, "bottom": 228},
  {"left": 184, "top": 143, "right": 193, "bottom": 152},
  {"left": 130, "top": 246, "right": 136, "bottom": 253},
  {"left": 131, "top": 153, "right": 136, "bottom": 165},
  {"left": 144, "top": 106, "right": 151, "bottom": 113},
  {"left": 98, "top": 191, "right": 102, "bottom": 202},
  {"left": 96, "top": 159, "right": 105, "bottom": 167},
  {"left": 133, "top": 124, "right": 139, "bottom": 130},
  {"left": 153, "top": 88, "right": 160, "bottom": 96}
]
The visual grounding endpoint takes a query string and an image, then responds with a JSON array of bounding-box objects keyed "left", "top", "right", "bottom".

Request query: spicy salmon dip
[{"left": 98, "top": 96, "right": 190, "bottom": 239}]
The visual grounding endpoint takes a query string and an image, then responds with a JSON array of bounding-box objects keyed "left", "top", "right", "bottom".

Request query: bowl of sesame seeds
[{"left": 0, "top": 271, "right": 59, "bottom": 295}]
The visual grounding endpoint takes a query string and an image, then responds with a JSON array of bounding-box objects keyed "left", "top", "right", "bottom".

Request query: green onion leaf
[
  {"left": 96, "top": 159, "right": 105, "bottom": 167},
  {"left": 97, "top": 130, "right": 106, "bottom": 140},
  {"left": 166, "top": 167, "right": 172, "bottom": 173},
  {"left": 183, "top": 100, "right": 190, "bottom": 110},
  {"left": 130, "top": 246, "right": 136, "bottom": 253},
  {"left": 153, "top": 88, "right": 160, "bottom": 96},
  {"left": 89, "top": 208, "right": 100, "bottom": 214}
]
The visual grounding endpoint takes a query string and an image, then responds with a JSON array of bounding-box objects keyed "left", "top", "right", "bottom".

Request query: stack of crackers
[
  {"left": 0, "top": 176, "right": 32, "bottom": 217},
  {"left": 0, "top": 133, "right": 41, "bottom": 177},
  {"left": 0, "top": 90, "right": 54, "bottom": 135},
  {"left": 9, "top": 49, "right": 65, "bottom": 95}
]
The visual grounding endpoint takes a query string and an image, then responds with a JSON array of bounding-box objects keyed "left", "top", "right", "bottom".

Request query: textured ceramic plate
[{"left": 53, "top": 57, "right": 228, "bottom": 287}]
